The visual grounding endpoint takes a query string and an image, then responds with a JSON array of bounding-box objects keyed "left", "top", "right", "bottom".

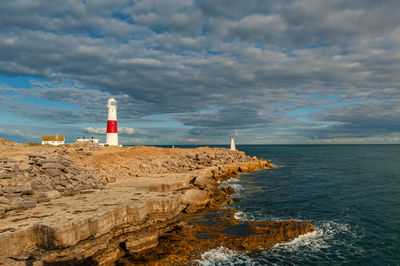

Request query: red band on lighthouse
[{"left": 107, "top": 120, "right": 118, "bottom": 133}]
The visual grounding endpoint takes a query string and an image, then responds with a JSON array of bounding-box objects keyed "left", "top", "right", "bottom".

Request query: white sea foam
[
  {"left": 269, "top": 220, "right": 363, "bottom": 254},
  {"left": 233, "top": 210, "right": 254, "bottom": 221},
  {"left": 234, "top": 210, "right": 364, "bottom": 258},
  {"left": 222, "top": 178, "right": 244, "bottom": 197},
  {"left": 196, "top": 220, "right": 363, "bottom": 265},
  {"left": 197, "top": 247, "right": 254, "bottom": 266}
]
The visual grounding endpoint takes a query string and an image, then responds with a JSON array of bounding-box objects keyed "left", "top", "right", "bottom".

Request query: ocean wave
[
  {"left": 222, "top": 178, "right": 244, "bottom": 197},
  {"left": 197, "top": 247, "right": 254, "bottom": 266},
  {"left": 234, "top": 210, "right": 255, "bottom": 221},
  {"left": 196, "top": 221, "right": 363, "bottom": 265},
  {"left": 233, "top": 210, "right": 287, "bottom": 222},
  {"left": 261, "top": 220, "right": 365, "bottom": 264},
  {"left": 233, "top": 210, "right": 365, "bottom": 263}
]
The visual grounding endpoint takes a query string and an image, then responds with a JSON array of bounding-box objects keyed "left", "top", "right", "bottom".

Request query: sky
[{"left": 1, "top": 0, "right": 400, "bottom": 145}]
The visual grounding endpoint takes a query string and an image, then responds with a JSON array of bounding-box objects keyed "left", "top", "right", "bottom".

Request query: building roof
[{"left": 42, "top": 135, "right": 65, "bottom": 141}]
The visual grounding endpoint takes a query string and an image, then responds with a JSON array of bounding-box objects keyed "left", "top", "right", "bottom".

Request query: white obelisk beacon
[
  {"left": 106, "top": 97, "right": 118, "bottom": 146},
  {"left": 230, "top": 138, "right": 236, "bottom": 151}
]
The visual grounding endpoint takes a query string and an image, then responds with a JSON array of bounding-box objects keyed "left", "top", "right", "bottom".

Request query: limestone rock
[
  {"left": 22, "top": 197, "right": 37, "bottom": 209},
  {"left": 181, "top": 189, "right": 210, "bottom": 207},
  {"left": 45, "top": 168, "right": 61, "bottom": 177},
  {"left": 22, "top": 183, "right": 33, "bottom": 195},
  {"left": 42, "top": 162, "right": 64, "bottom": 170},
  {"left": 10, "top": 198, "right": 24, "bottom": 211},
  {"left": 39, "top": 190, "right": 61, "bottom": 200},
  {"left": 17, "top": 162, "right": 32, "bottom": 172},
  {"left": 0, "top": 196, "right": 11, "bottom": 205},
  {"left": 0, "top": 204, "right": 9, "bottom": 215},
  {"left": 3, "top": 186, "right": 20, "bottom": 194}
]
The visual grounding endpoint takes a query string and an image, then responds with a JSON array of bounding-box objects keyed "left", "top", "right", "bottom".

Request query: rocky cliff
[{"left": 0, "top": 143, "right": 311, "bottom": 265}]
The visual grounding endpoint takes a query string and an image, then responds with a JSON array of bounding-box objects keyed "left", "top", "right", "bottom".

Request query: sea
[{"left": 173, "top": 144, "right": 400, "bottom": 265}]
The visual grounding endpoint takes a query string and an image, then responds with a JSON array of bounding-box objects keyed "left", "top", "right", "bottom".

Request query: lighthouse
[
  {"left": 230, "top": 138, "right": 236, "bottom": 151},
  {"left": 106, "top": 97, "right": 118, "bottom": 146}
]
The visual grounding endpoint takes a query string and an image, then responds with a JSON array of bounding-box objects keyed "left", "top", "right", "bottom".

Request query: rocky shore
[{"left": 0, "top": 140, "right": 314, "bottom": 265}]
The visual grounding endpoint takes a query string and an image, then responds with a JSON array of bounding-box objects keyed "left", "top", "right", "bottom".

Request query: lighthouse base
[{"left": 106, "top": 133, "right": 119, "bottom": 146}]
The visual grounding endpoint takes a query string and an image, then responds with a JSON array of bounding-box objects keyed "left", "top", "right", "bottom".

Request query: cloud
[
  {"left": 120, "top": 127, "right": 135, "bottom": 134},
  {"left": 183, "top": 138, "right": 201, "bottom": 143},
  {"left": 0, "top": 0, "right": 400, "bottom": 143},
  {"left": 84, "top": 127, "right": 135, "bottom": 135},
  {"left": 84, "top": 127, "right": 106, "bottom": 134}
]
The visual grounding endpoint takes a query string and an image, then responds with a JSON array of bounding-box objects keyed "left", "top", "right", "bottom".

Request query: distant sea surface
[{"left": 166, "top": 144, "right": 400, "bottom": 265}]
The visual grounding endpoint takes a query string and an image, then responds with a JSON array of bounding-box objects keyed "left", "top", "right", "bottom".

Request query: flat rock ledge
[{"left": 0, "top": 154, "right": 276, "bottom": 265}]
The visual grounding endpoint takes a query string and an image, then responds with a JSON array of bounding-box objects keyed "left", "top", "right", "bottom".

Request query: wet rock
[
  {"left": 238, "top": 166, "right": 248, "bottom": 172},
  {"left": 182, "top": 204, "right": 200, "bottom": 214},
  {"left": 123, "top": 210, "right": 315, "bottom": 265},
  {"left": 222, "top": 186, "right": 235, "bottom": 195}
]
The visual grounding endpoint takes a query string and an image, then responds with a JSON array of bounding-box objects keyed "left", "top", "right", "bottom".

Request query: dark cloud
[
  {"left": 304, "top": 100, "right": 400, "bottom": 139},
  {"left": 1, "top": 0, "right": 400, "bottom": 143}
]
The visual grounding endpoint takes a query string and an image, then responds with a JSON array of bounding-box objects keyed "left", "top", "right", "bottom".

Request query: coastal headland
[{"left": 0, "top": 138, "right": 314, "bottom": 265}]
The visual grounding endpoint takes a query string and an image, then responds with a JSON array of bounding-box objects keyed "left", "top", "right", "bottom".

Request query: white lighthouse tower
[
  {"left": 230, "top": 138, "right": 236, "bottom": 151},
  {"left": 106, "top": 97, "right": 118, "bottom": 146}
]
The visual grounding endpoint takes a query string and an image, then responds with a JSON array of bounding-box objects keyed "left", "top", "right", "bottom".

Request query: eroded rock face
[
  {"left": 0, "top": 145, "right": 293, "bottom": 265},
  {"left": 117, "top": 209, "right": 315, "bottom": 265},
  {"left": 0, "top": 153, "right": 113, "bottom": 216}
]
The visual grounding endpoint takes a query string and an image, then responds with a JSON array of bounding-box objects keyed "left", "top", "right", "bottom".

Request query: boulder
[
  {"left": 54, "top": 185, "right": 66, "bottom": 192},
  {"left": 181, "top": 189, "right": 210, "bottom": 206},
  {"left": 45, "top": 168, "right": 61, "bottom": 177},
  {"left": 222, "top": 186, "right": 235, "bottom": 195},
  {"left": 0, "top": 196, "right": 11, "bottom": 205},
  {"left": 182, "top": 203, "right": 201, "bottom": 214},
  {"left": 238, "top": 166, "right": 248, "bottom": 173},
  {"left": 23, "top": 197, "right": 37, "bottom": 209},
  {"left": 59, "top": 159, "right": 72, "bottom": 167},
  {"left": 39, "top": 190, "right": 61, "bottom": 200},
  {"left": 72, "top": 184, "right": 83, "bottom": 193},
  {"left": 21, "top": 183, "right": 33, "bottom": 195},
  {"left": 38, "top": 197, "right": 51, "bottom": 203},
  {"left": 3, "top": 187, "right": 20, "bottom": 194},
  {"left": 10, "top": 198, "right": 25, "bottom": 211},
  {"left": 0, "top": 204, "right": 12, "bottom": 214},
  {"left": 17, "top": 162, "right": 32, "bottom": 172},
  {"left": 106, "top": 176, "right": 116, "bottom": 183},
  {"left": 3, "top": 193, "right": 22, "bottom": 200},
  {"left": 42, "top": 162, "right": 64, "bottom": 170},
  {"left": 0, "top": 173, "right": 12, "bottom": 179}
]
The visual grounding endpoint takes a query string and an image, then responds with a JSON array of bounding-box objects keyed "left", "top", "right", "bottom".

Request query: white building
[
  {"left": 76, "top": 137, "right": 99, "bottom": 144},
  {"left": 42, "top": 134, "right": 65, "bottom": 146}
]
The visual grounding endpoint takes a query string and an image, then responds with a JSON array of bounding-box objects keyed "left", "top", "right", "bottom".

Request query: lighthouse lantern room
[{"left": 106, "top": 97, "right": 119, "bottom": 146}]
